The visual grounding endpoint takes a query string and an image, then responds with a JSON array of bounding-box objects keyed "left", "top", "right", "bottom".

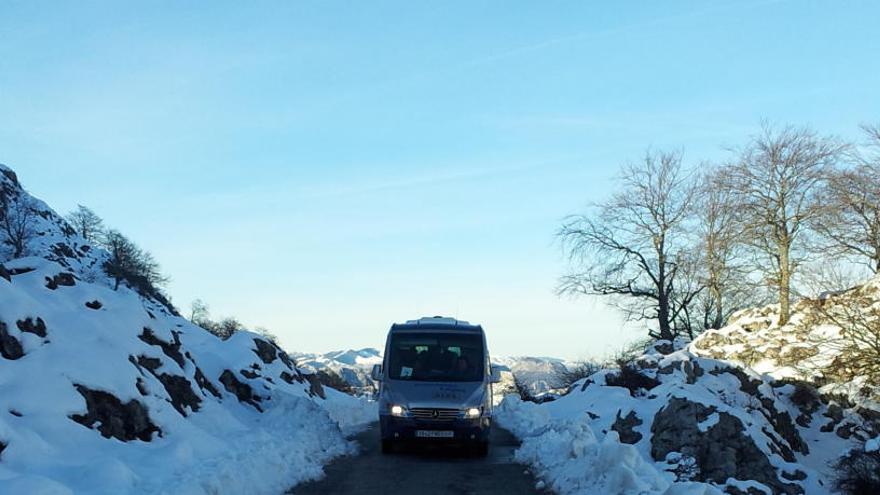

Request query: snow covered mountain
[
  {"left": 293, "top": 346, "right": 570, "bottom": 398},
  {"left": 0, "top": 165, "right": 374, "bottom": 494},
  {"left": 497, "top": 278, "right": 880, "bottom": 495},
  {"left": 292, "top": 348, "right": 383, "bottom": 394},
  {"left": 492, "top": 355, "right": 571, "bottom": 396}
]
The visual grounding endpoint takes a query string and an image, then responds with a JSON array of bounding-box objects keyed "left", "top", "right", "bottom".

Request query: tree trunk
[
  {"left": 778, "top": 243, "right": 791, "bottom": 326},
  {"left": 657, "top": 294, "right": 673, "bottom": 340},
  {"left": 712, "top": 286, "right": 724, "bottom": 330}
]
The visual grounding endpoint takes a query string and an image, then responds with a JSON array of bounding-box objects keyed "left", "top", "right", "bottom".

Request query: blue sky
[{"left": 2, "top": 1, "right": 879, "bottom": 359}]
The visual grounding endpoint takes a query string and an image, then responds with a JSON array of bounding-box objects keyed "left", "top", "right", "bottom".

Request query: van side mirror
[
  {"left": 489, "top": 366, "right": 502, "bottom": 384},
  {"left": 371, "top": 364, "right": 383, "bottom": 382}
]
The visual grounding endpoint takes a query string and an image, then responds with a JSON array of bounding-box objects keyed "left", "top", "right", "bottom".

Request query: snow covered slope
[
  {"left": 497, "top": 339, "right": 878, "bottom": 494},
  {"left": 691, "top": 276, "right": 880, "bottom": 407},
  {"left": 0, "top": 165, "right": 374, "bottom": 494},
  {"left": 497, "top": 280, "right": 880, "bottom": 495}
]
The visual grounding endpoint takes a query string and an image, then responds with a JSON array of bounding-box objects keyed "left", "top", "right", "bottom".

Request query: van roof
[{"left": 390, "top": 316, "right": 483, "bottom": 332}]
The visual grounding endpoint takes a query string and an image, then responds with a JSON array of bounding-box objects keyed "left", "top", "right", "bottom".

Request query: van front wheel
[{"left": 381, "top": 439, "right": 393, "bottom": 454}]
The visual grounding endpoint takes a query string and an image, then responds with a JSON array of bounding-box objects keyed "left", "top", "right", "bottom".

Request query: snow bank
[
  {"left": 497, "top": 397, "right": 722, "bottom": 495},
  {"left": 495, "top": 338, "right": 880, "bottom": 494}
]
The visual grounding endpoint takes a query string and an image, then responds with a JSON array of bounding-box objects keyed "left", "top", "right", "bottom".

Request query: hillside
[
  {"left": 496, "top": 278, "right": 880, "bottom": 495},
  {"left": 0, "top": 165, "right": 374, "bottom": 494}
]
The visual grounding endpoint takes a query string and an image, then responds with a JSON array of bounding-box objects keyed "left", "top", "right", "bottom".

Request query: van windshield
[{"left": 387, "top": 332, "right": 484, "bottom": 382}]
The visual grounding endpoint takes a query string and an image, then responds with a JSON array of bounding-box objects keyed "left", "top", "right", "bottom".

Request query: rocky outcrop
[
  {"left": 0, "top": 321, "right": 24, "bottom": 360},
  {"left": 139, "top": 328, "right": 185, "bottom": 368},
  {"left": 219, "top": 370, "right": 263, "bottom": 411},
  {"left": 16, "top": 317, "right": 47, "bottom": 338},
  {"left": 133, "top": 355, "right": 202, "bottom": 416},
  {"left": 611, "top": 410, "right": 643, "bottom": 444},
  {"left": 651, "top": 397, "right": 802, "bottom": 495},
  {"left": 69, "top": 384, "right": 160, "bottom": 442},
  {"left": 44, "top": 272, "right": 76, "bottom": 290},
  {"left": 194, "top": 367, "right": 221, "bottom": 398},
  {"left": 253, "top": 338, "right": 278, "bottom": 364}
]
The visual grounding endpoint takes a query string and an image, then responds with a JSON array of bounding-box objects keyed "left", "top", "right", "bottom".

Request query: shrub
[
  {"left": 605, "top": 361, "right": 660, "bottom": 396},
  {"left": 832, "top": 448, "right": 880, "bottom": 495},
  {"left": 555, "top": 360, "right": 601, "bottom": 394}
]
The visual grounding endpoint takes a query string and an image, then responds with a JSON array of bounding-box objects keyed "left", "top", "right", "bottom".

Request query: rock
[
  {"left": 85, "top": 300, "right": 103, "bottom": 310},
  {"left": 759, "top": 398, "right": 808, "bottom": 457},
  {"left": 50, "top": 242, "right": 77, "bottom": 260},
  {"left": 611, "top": 409, "right": 643, "bottom": 444},
  {"left": 280, "top": 371, "right": 303, "bottom": 384},
  {"left": 658, "top": 360, "right": 704, "bottom": 384},
  {"left": 240, "top": 369, "right": 259, "bottom": 379},
  {"left": 1, "top": 167, "right": 18, "bottom": 185},
  {"left": 69, "top": 384, "right": 160, "bottom": 442},
  {"left": 133, "top": 355, "right": 201, "bottom": 416},
  {"left": 0, "top": 263, "right": 10, "bottom": 282},
  {"left": 652, "top": 340, "right": 675, "bottom": 355},
  {"left": 16, "top": 317, "right": 47, "bottom": 338},
  {"left": 219, "top": 370, "right": 263, "bottom": 411},
  {"left": 253, "top": 338, "right": 278, "bottom": 364},
  {"left": 136, "top": 378, "right": 149, "bottom": 396},
  {"left": 306, "top": 373, "right": 326, "bottom": 399},
  {"left": 0, "top": 322, "right": 24, "bottom": 360},
  {"left": 651, "top": 397, "right": 802, "bottom": 495},
  {"left": 277, "top": 350, "right": 295, "bottom": 370},
  {"left": 194, "top": 367, "right": 221, "bottom": 398},
  {"left": 44, "top": 272, "right": 76, "bottom": 290},
  {"left": 711, "top": 367, "right": 761, "bottom": 396},
  {"left": 138, "top": 328, "right": 185, "bottom": 368}
]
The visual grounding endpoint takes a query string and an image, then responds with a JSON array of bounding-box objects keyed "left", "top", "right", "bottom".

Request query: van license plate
[{"left": 416, "top": 430, "right": 454, "bottom": 438}]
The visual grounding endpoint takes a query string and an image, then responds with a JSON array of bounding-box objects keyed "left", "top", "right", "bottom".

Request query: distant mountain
[
  {"left": 292, "top": 346, "right": 571, "bottom": 398},
  {"left": 292, "top": 348, "right": 383, "bottom": 394},
  {"left": 491, "top": 355, "right": 571, "bottom": 396}
]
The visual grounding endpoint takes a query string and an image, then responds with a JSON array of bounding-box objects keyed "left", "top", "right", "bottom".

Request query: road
[{"left": 288, "top": 423, "right": 549, "bottom": 494}]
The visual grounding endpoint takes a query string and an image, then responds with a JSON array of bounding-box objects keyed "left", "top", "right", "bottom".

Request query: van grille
[{"left": 410, "top": 408, "right": 460, "bottom": 421}]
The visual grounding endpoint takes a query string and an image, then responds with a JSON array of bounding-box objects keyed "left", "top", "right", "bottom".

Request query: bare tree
[
  {"left": 65, "top": 204, "right": 105, "bottom": 243},
  {"left": 102, "top": 229, "right": 169, "bottom": 292},
  {"left": 813, "top": 125, "right": 880, "bottom": 272},
  {"left": 558, "top": 150, "right": 697, "bottom": 341},
  {"left": 0, "top": 192, "right": 38, "bottom": 259},
  {"left": 721, "top": 125, "right": 845, "bottom": 325},
  {"left": 189, "top": 299, "right": 210, "bottom": 325},
  {"left": 687, "top": 168, "right": 763, "bottom": 331}
]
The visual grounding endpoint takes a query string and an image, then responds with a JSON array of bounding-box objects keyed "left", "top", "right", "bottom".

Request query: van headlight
[
  {"left": 390, "top": 405, "right": 407, "bottom": 417},
  {"left": 464, "top": 407, "right": 481, "bottom": 419}
]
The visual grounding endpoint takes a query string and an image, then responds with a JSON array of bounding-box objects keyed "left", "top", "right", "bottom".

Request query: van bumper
[{"left": 379, "top": 415, "right": 491, "bottom": 443}]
